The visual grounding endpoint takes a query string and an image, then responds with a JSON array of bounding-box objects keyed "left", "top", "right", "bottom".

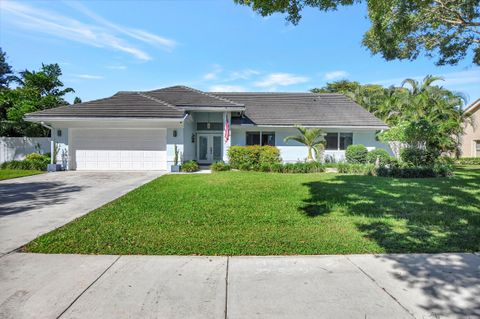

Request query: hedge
[
  {"left": 1, "top": 153, "right": 50, "bottom": 171},
  {"left": 227, "top": 145, "right": 281, "bottom": 169},
  {"left": 456, "top": 157, "right": 480, "bottom": 165},
  {"left": 376, "top": 164, "right": 453, "bottom": 178}
]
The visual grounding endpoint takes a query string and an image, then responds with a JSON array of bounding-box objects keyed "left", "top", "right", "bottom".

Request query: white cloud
[
  {"left": 0, "top": 1, "right": 175, "bottom": 61},
  {"left": 106, "top": 65, "right": 127, "bottom": 70},
  {"left": 228, "top": 69, "right": 260, "bottom": 81},
  {"left": 203, "top": 64, "right": 223, "bottom": 80},
  {"left": 323, "top": 70, "right": 349, "bottom": 80},
  {"left": 254, "top": 73, "right": 309, "bottom": 88},
  {"left": 209, "top": 85, "right": 246, "bottom": 92},
  {"left": 74, "top": 74, "right": 104, "bottom": 80}
]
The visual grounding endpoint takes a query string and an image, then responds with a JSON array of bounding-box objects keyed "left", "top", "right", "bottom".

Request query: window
[
  {"left": 196, "top": 122, "right": 223, "bottom": 131},
  {"left": 339, "top": 133, "right": 353, "bottom": 150},
  {"left": 325, "top": 133, "right": 338, "bottom": 150},
  {"left": 325, "top": 132, "right": 353, "bottom": 150},
  {"left": 246, "top": 132, "right": 275, "bottom": 146}
]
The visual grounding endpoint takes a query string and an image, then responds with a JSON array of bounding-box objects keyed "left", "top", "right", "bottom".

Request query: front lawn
[
  {"left": 0, "top": 169, "right": 44, "bottom": 181},
  {"left": 25, "top": 166, "right": 480, "bottom": 255}
]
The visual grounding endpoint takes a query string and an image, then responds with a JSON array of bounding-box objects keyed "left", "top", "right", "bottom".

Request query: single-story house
[
  {"left": 25, "top": 85, "right": 390, "bottom": 171},
  {"left": 459, "top": 98, "right": 480, "bottom": 158}
]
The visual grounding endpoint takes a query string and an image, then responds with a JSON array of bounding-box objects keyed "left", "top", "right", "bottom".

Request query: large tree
[
  {"left": 0, "top": 48, "right": 17, "bottom": 90},
  {"left": 235, "top": 0, "right": 480, "bottom": 65},
  {"left": 0, "top": 62, "right": 74, "bottom": 137}
]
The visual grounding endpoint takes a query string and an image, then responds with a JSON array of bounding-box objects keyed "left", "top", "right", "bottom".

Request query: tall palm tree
[{"left": 284, "top": 126, "right": 325, "bottom": 162}]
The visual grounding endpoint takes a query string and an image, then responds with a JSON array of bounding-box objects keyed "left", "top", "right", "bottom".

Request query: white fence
[{"left": 0, "top": 137, "right": 51, "bottom": 164}]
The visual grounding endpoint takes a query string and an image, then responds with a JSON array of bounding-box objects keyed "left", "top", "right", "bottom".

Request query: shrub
[
  {"left": 345, "top": 144, "right": 368, "bottom": 164},
  {"left": 210, "top": 161, "right": 231, "bottom": 172},
  {"left": 400, "top": 147, "right": 436, "bottom": 167},
  {"left": 1, "top": 152, "right": 51, "bottom": 171},
  {"left": 336, "top": 163, "right": 376, "bottom": 175},
  {"left": 366, "top": 149, "right": 391, "bottom": 166},
  {"left": 228, "top": 145, "right": 281, "bottom": 169},
  {"left": 376, "top": 164, "right": 453, "bottom": 178},
  {"left": 455, "top": 157, "right": 480, "bottom": 165},
  {"left": 181, "top": 160, "right": 199, "bottom": 172},
  {"left": 281, "top": 162, "right": 325, "bottom": 173}
]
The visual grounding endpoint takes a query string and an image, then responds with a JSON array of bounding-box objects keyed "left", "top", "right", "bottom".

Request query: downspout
[{"left": 40, "top": 122, "right": 54, "bottom": 165}]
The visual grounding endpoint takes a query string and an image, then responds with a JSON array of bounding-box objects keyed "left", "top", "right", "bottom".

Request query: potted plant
[{"left": 170, "top": 144, "right": 181, "bottom": 172}]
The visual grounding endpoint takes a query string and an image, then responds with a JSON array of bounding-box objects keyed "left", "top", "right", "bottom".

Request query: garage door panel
[{"left": 72, "top": 129, "right": 167, "bottom": 171}]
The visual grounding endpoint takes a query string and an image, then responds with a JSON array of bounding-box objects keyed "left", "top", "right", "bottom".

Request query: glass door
[{"left": 197, "top": 134, "right": 223, "bottom": 164}]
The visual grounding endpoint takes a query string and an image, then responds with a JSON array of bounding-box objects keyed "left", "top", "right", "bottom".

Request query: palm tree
[{"left": 284, "top": 126, "right": 325, "bottom": 162}]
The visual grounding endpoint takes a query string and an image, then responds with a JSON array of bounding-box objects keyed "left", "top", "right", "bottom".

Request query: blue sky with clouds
[{"left": 1, "top": 0, "right": 479, "bottom": 106}]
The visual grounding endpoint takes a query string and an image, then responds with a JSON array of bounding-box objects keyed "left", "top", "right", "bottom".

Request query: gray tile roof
[
  {"left": 26, "top": 85, "right": 386, "bottom": 127},
  {"left": 26, "top": 91, "right": 184, "bottom": 119},
  {"left": 214, "top": 92, "right": 387, "bottom": 127}
]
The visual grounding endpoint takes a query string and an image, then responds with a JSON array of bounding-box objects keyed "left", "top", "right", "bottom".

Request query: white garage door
[{"left": 71, "top": 128, "right": 167, "bottom": 171}]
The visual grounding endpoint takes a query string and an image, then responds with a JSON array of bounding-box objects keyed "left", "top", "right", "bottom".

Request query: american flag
[{"left": 224, "top": 114, "right": 230, "bottom": 143}]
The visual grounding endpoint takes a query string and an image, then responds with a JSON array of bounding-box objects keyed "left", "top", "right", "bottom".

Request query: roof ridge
[
  {"left": 176, "top": 85, "right": 244, "bottom": 106},
  {"left": 212, "top": 91, "right": 344, "bottom": 96},
  {"left": 136, "top": 92, "right": 180, "bottom": 111}
]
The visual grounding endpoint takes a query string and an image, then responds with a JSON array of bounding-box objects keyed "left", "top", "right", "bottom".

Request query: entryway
[{"left": 197, "top": 134, "right": 222, "bottom": 164}]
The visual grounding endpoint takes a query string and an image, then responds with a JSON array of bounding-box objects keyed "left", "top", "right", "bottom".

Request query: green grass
[
  {"left": 0, "top": 169, "right": 43, "bottom": 181},
  {"left": 25, "top": 166, "right": 480, "bottom": 255}
]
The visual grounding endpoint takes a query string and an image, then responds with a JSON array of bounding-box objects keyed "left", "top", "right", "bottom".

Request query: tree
[
  {"left": 0, "top": 48, "right": 17, "bottom": 90},
  {"left": 235, "top": 0, "right": 480, "bottom": 65},
  {"left": 0, "top": 63, "right": 74, "bottom": 137},
  {"left": 284, "top": 126, "right": 325, "bottom": 161},
  {"left": 74, "top": 97, "right": 82, "bottom": 104}
]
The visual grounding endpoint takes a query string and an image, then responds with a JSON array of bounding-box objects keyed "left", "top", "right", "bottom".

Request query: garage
[{"left": 71, "top": 128, "right": 167, "bottom": 171}]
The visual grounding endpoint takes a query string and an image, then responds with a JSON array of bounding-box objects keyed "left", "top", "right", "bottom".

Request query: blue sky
[{"left": 1, "top": 0, "right": 479, "bottom": 106}]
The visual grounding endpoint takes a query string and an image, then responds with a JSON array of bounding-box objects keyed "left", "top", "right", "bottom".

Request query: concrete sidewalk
[{"left": 1, "top": 253, "right": 479, "bottom": 318}]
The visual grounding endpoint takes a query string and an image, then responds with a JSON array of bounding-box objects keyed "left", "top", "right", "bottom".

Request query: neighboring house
[
  {"left": 25, "top": 85, "right": 390, "bottom": 171},
  {"left": 460, "top": 98, "right": 480, "bottom": 158}
]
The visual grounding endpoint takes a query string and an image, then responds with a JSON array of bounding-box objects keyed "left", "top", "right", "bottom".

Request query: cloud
[
  {"left": 323, "top": 70, "right": 349, "bottom": 80},
  {"left": 228, "top": 69, "right": 260, "bottom": 81},
  {"left": 0, "top": 1, "right": 175, "bottom": 61},
  {"left": 74, "top": 74, "right": 104, "bottom": 80},
  {"left": 203, "top": 64, "right": 223, "bottom": 81},
  {"left": 254, "top": 73, "right": 309, "bottom": 88},
  {"left": 106, "top": 65, "right": 127, "bottom": 70},
  {"left": 209, "top": 85, "right": 246, "bottom": 92}
]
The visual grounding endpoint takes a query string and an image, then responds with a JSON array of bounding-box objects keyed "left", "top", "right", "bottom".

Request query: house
[
  {"left": 459, "top": 98, "right": 480, "bottom": 158},
  {"left": 25, "top": 85, "right": 390, "bottom": 170}
]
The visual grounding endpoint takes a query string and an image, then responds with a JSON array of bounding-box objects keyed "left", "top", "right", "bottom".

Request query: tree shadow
[
  {"left": 0, "top": 182, "right": 84, "bottom": 216},
  {"left": 301, "top": 166, "right": 480, "bottom": 316}
]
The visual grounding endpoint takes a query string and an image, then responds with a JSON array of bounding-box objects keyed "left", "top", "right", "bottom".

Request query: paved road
[
  {"left": 0, "top": 171, "right": 164, "bottom": 254},
  {"left": 1, "top": 252, "right": 479, "bottom": 318}
]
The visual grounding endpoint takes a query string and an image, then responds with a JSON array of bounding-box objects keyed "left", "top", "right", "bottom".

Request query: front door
[{"left": 197, "top": 134, "right": 223, "bottom": 164}]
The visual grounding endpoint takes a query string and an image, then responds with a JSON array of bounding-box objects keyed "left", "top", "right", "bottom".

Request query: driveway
[
  {"left": 0, "top": 253, "right": 479, "bottom": 318},
  {"left": 0, "top": 171, "right": 164, "bottom": 255}
]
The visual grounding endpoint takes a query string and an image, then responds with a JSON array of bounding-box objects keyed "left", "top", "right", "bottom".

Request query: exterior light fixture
[
  {"left": 173, "top": 130, "right": 177, "bottom": 137},
  {"left": 191, "top": 133, "right": 195, "bottom": 143}
]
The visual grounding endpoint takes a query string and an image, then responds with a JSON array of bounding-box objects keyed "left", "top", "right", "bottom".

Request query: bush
[
  {"left": 1, "top": 152, "right": 51, "bottom": 171},
  {"left": 281, "top": 162, "right": 325, "bottom": 173},
  {"left": 336, "top": 163, "right": 376, "bottom": 175},
  {"left": 376, "top": 164, "right": 453, "bottom": 178},
  {"left": 181, "top": 160, "right": 199, "bottom": 172},
  {"left": 366, "top": 149, "right": 391, "bottom": 166},
  {"left": 210, "top": 161, "right": 231, "bottom": 172},
  {"left": 228, "top": 145, "right": 281, "bottom": 169},
  {"left": 456, "top": 157, "right": 480, "bottom": 165},
  {"left": 345, "top": 144, "right": 368, "bottom": 164},
  {"left": 400, "top": 147, "right": 436, "bottom": 167}
]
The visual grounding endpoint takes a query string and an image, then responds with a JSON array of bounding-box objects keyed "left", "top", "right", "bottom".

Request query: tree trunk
[{"left": 307, "top": 147, "right": 314, "bottom": 162}]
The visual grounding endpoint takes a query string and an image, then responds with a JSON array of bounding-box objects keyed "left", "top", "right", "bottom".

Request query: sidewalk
[{"left": 1, "top": 252, "right": 479, "bottom": 318}]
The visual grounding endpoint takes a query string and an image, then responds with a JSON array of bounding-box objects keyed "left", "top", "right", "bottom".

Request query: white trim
[
  {"left": 176, "top": 107, "right": 245, "bottom": 112},
  {"left": 233, "top": 124, "right": 388, "bottom": 129}
]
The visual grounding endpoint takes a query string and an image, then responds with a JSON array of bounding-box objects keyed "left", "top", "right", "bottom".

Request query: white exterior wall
[
  {"left": 231, "top": 126, "right": 392, "bottom": 163},
  {"left": 0, "top": 137, "right": 51, "bottom": 164},
  {"left": 167, "top": 127, "right": 183, "bottom": 167}
]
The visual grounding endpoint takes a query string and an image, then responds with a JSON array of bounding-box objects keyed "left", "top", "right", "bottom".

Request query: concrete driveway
[
  {"left": 0, "top": 253, "right": 479, "bottom": 318},
  {"left": 0, "top": 171, "right": 164, "bottom": 255}
]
